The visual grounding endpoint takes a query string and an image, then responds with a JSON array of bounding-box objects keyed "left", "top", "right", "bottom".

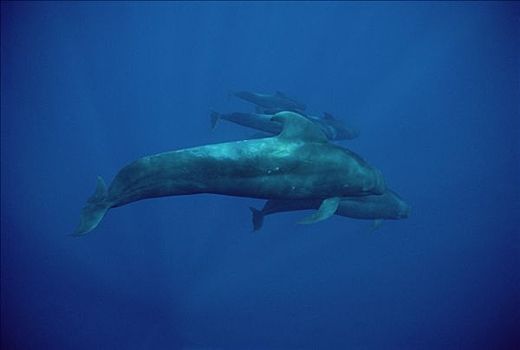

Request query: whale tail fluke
[
  {"left": 249, "top": 207, "right": 264, "bottom": 231},
  {"left": 210, "top": 111, "right": 220, "bottom": 129},
  {"left": 72, "top": 176, "right": 110, "bottom": 236}
]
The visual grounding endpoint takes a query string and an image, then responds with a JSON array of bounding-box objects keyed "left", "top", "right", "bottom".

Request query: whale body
[
  {"left": 211, "top": 111, "right": 359, "bottom": 141},
  {"left": 211, "top": 111, "right": 281, "bottom": 135},
  {"left": 74, "top": 112, "right": 385, "bottom": 235},
  {"left": 233, "top": 91, "right": 306, "bottom": 113},
  {"left": 249, "top": 189, "right": 411, "bottom": 231}
]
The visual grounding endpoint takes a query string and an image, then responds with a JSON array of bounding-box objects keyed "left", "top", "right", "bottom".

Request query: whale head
[
  {"left": 368, "top": 168, "right": 386, "bottom": 195},
  {"left": 388, "top": 190, "right": 411, "bottom": 219},
  {"left": 397, "top": 200, "right": 411, "bottom": 219}
]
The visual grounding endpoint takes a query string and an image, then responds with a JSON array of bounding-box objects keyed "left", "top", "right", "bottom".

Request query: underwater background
[{"left": 1, "top": 2, "right": 519, "bottom": 349}]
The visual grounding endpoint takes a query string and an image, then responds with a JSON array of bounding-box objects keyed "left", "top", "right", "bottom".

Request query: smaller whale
[
  {"left": 249, "top": 189, "right": 410, "bottom": 231},
  {"left": 211, "top": 111, "right": 281, "bottom": 135},
  {"left": 233, "top": 90, "right": 306, "bottom": 113},
  {"left": 211, "top": 111, "right": 359, "bottom": 141}
]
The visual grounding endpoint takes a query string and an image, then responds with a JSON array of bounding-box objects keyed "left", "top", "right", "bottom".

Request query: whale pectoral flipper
[
  {"left": 210, "top": 111, "right": 220, "bottom": 129},
  {"left": 371, "top": 219, "right": 383, "bottom": 232},
  {"left": 298, "top": 197, "right": 340, "bottom": 225},
  {"left": 249, "top": 207, "right": 265, "bottom": 231},
  {"left": 72, "top": 176, "right": 110, "bottom": 236}
]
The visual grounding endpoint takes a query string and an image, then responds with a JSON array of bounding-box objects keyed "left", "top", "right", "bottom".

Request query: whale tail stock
[
  {"left": 249, "top": 207, "right": 265, "bottom": 232},
  {"left": 71, "top": 176, "right": 110, "bottom": 236},
  {"left": 210, "top": 110, "right": 220, "bottom": 129}
]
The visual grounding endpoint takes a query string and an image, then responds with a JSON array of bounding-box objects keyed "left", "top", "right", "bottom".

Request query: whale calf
[
  {"left": 233, "top": 91, "right": 306, "bottom": 113},
  {"left": 211, "top": 111, "right": 359, "bottom": 141},
  {"left": 74, "top": 112, "right": 385, "bottom": 235},
  {"left": 249, "top": 189, "right": 410, "bottom": 231}
]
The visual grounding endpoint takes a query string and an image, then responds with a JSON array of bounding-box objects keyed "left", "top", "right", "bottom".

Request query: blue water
[{"left": 1, "top": 2, "right": 519, "bottom": 349}]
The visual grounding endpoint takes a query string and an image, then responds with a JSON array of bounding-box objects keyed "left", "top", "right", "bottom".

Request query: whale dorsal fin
[{"left": 272, "top": 111, "right": 328, "bottom": 143}]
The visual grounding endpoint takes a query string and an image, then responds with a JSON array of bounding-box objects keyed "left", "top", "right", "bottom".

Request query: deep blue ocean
[{"left": 1, "top": 2, "right": 519, "bottom": 349}]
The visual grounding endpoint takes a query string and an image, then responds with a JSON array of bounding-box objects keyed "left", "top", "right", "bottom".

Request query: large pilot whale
[
  {"left": 74, "top": 112, "right": 385, "bottom": 235},
  {"left": 249, "top": 189, "right": 411, "bottom": 231},
  {"left": 211, "top": 111, "right": 359, "bottom": 141}
]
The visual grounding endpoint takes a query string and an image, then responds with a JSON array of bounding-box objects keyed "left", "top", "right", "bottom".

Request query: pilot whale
[
  {"left": 233, "top": 91, "right": 306, "bottom": 113},
  {"left": 211, "top": 111, "right": 281, "bottom": 135},
  {"left": 249, "top": 189, "right": 411, "bottom": 231},
  {"left": 74, "top": 112, "right": 385, "bottom": 235},
  {"left": 211, "top": 111, "right": 359, "bottom": 141}
]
